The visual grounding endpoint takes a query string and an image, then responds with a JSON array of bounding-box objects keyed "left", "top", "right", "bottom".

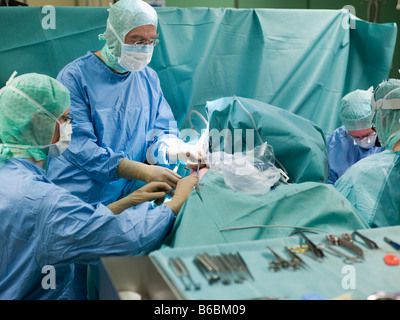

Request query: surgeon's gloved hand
[
  {"left": 107, "top": 181, "right": 172, "bottom": 215},
  {"left": 117, "top": 158, "right": 181, "bottom": 188},
  {"left": 165, "top": 175, "right": 198, "bottom": 215},
  {"left": 166, "top": 138, "right": 207, "bottom": 169}
]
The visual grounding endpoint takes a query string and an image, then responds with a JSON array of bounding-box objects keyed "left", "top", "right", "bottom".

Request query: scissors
[{"left": 194, "top": 160, "right": 204, "bottom": 202}]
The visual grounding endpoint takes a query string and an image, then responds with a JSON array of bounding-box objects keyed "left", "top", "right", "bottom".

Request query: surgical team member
[
  {"left": 47, "top": 0, "right": 204, "bottom": 208},
  {"left": 335, "top": 79, "right": 400, "bottom": 228},
  {"left": 0, "top": 73, "right": 198, "bottom": 299},
  {"left": 326, "top": 89, "right": 382, "bottom": 184}
]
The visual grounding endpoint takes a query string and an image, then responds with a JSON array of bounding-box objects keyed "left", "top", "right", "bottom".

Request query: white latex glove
[{"left": 166, "top": 137, "right": 208, "bottom": 169}]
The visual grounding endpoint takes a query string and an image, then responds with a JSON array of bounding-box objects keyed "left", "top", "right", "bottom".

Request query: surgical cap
[
  {"left": 339, "top": 89, "right": 373, "bottom": 131},
  {"left": 100, "top": 0, "right": 158, "bottom": 59},
  {"left": 372, "top": 79, "right": 400, "bottom": 150},
  {"left": 0, "top": 73, "right": 70, "bottom": 162}
]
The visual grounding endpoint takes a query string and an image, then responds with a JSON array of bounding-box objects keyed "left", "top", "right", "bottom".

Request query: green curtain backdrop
[{"left": 0, "top": 7, "right": 396, "bottom": 134}]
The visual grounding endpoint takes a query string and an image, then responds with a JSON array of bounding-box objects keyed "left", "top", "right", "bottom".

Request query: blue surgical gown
[
  {"left": 0, "top": 158, "right": 175, "bottom": 300},
  {"left": 335, "top": 149, "right": 400, "bottom": 228},
  {"left": 326, "top": 126, "right": 382, "bottom": 184},
  {"left": 47, "top": 51, "right": 179, "bottom": 206}
]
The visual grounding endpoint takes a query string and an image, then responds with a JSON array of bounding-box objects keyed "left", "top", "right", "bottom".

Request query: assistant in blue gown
[
  {"left": 326, "top": 89, "right": 382, "bottom": 184},
  {"left": 0, "top": 72, "right": 176, "bottom": 299}
]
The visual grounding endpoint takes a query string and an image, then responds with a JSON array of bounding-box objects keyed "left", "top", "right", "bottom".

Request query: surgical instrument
[
  {"left": 202, "top": 253, "right": 231, "bottom": 285},
  {"left": 168, "top": 257, "right": 190, "bottom": 290},
  {"left": 194, "top": 160, "right": 204, "bottom": 202},
  {"left": 327, "top": 234, "right": 364, "bottom": 259},
  {"left": 352, "top": 230, "right": 379, "bottom": 249},
  {"left": 284, "top": 246, "right": 309, "bottom": 269},
  {"left": 384, "top": 237, "right": 400, "bottom": 251},
  {"left": 193, "top": 254, "right": 220, "bottom": 283},
  {"left": 267, "top": 246, "right": 298, "bottom": 271},
  {"left": 290, "top": 230, "right": 325, "bottom": 258},
  {"left": 175, "top": 257, "right": 201, "bottom": 290},
  {"left": 235, "top": 252, "right": 255, "bottom": 281},
  {"left": 193, "top": 258, "right": 218, "bottom": 284},
  {"left": 287, "top": 245, "right": 323, "bottom": 262},
  {"left": 317, "top": 243, "right": 363, "bottom": 264}
]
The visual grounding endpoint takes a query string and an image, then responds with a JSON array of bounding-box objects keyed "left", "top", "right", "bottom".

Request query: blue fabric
[
  {"left": 326, "top": 126, "right": 382, "bottom": 184},
  {"left": 0, "top": 158, "right": 175, "bottom": 300},
  {"left": 47, "top": 51, "right": 179, "bottom": 206},
  {"left": 335, "top": 149, "right": 400, "bottom": 228}
]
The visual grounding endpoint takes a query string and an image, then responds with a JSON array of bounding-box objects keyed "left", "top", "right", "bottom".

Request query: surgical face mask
[
  {"left": 119, "top": 44, "right": 153, "bottom": 72},
  {"left": 108, "top": 22, "right": 154, "bottom": 72},
  {"left": 353, "top": 133, "right": 377, "bottom": 149},
  {"left": 2, "top": 121, "right": 72, "bottom": 158},
  {"left": 48, "top": 122, "right": 72, "bottom": 157}
]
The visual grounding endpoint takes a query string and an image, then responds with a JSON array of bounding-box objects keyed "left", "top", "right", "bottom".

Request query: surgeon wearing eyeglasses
[
  {"left": 46, "top": 0, "right": 205, "bottom": 299},
  {"left": 0, "top": 72, "right": 198, "bottom": 300},
  {"left": 326, "top": 89, "right": 382, "bottom": 184}
]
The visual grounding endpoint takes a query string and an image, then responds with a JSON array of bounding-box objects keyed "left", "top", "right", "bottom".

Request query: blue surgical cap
[{"left": 339, "top": 89, "right": 373, "bottom": 131}]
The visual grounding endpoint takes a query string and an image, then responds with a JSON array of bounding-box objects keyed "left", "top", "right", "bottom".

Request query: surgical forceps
[
  {"left": 352, "top": 230, "right": 379, "bottom": 250},
  {"left": 267, "top": 246, "right": 300, "bottom": 271},
  {"left": 317, "top": 243, "right": 363, "bottom": 264}
]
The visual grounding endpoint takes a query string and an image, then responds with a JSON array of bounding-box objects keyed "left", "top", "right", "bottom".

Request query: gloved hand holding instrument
[{"left": 117, "top": 158, "right": 182, "bottom": 188}]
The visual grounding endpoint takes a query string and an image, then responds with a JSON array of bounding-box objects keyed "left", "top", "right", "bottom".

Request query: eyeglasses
[
  {"left": 126, "top": 38, "right": 160, "bottom": 47},
  {"left": 60, "top": 115, "right": 73, "bottom": 124}
]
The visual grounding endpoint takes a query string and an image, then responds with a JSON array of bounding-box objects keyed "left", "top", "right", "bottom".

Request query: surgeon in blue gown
[
  {"left": 47, "top": 0, "right": 204, "bottom": 208},
  {"left": 0, "top": 72, "right": 197, "bottom": 300},
  {"left": 335, "top": 79, "right": 400, "bottom": 228},
  {"left": 326, "top": 89, "right": 382, "bottom": 184},
  {"left": 46, "top": 0, "right": 205, "bottom": 299}
]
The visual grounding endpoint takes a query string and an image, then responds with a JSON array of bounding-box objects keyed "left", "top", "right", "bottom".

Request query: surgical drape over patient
[{"left": 0, "top": 73, "right": 70, "bottom": 162}]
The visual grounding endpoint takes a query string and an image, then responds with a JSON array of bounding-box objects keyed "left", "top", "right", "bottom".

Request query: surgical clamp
[{"left": 327, "top": 234, "right": 364, "bottom": 259}]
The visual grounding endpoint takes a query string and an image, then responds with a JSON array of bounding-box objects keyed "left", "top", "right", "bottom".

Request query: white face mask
[
  {"left": 48, "top": 122, "right": 72, "bottom": 157},
  {"left": 119, "top": 44, "right": 153, "bottom": 72},
  {"left": 353, "top": 133, "right": 377, "bottom": 149}
]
